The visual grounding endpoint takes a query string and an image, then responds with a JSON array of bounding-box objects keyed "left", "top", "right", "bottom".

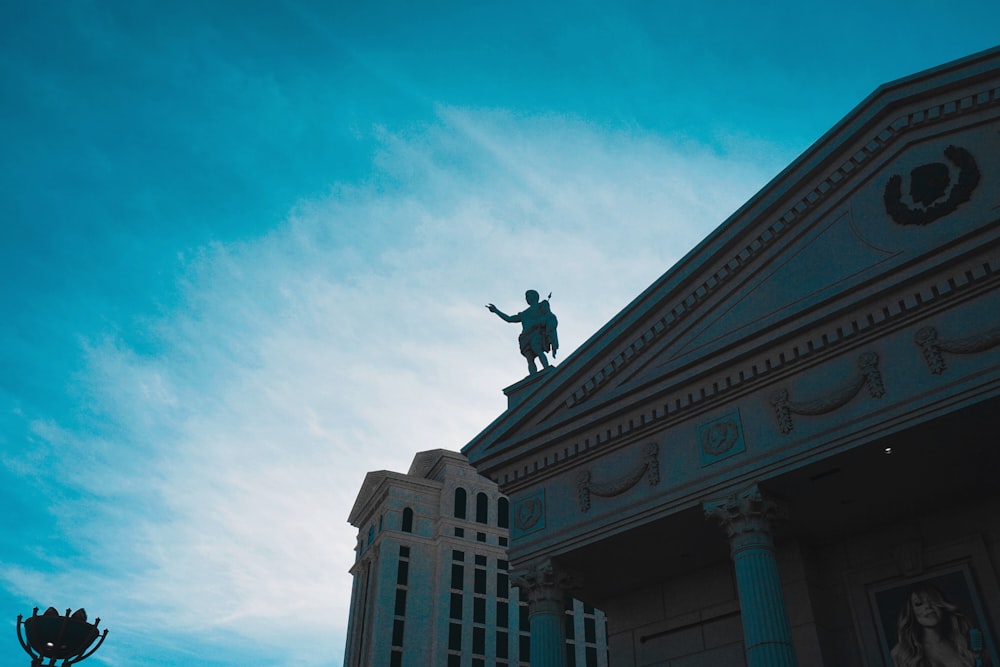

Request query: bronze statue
[{"left": 487, "top": 290, "right": 559, "bottom": 375}]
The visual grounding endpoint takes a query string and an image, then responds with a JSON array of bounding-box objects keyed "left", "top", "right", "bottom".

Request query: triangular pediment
[
  {"left": 464, "top": 47, "right": 1000, "bottom": 467},
  {"left": 613, "top": 132, "right": 995, "bottom": 394}
]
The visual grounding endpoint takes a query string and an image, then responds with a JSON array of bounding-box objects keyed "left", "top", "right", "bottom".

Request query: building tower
[{"left": 344, "top": 449, "right": 608, "bottom": 667}]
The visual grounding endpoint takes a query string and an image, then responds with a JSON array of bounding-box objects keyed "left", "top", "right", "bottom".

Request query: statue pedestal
[{"left": 503, "top": 366, "right": 553, "bottom": 409}]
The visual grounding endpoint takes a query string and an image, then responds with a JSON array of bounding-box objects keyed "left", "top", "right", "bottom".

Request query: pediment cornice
[{"left": 566, "top": 82, "right": 1000, "bottom": 409}]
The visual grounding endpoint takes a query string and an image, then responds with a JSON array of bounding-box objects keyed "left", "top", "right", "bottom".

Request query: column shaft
[
  {"left": 704, "top": 485, "right": 798, "bottom": 667},
  {"left": 530, "top": 597, "right": 566, "bottom": 667},
  {"left": 732, "top": 542, "right": 797, "bottom": 666}
]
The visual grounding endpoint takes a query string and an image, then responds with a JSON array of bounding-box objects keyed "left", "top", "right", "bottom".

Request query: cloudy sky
[{"left": 1, "top": 2, "right": 997, "bottom": 665}]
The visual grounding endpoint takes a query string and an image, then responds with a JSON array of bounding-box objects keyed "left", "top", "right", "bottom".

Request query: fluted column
[
  {"left": 704, "top": 484, "right": 798, "bottom": 667},
  {"left": 512, "top": 558, "right": 575, "bottom": 667}
]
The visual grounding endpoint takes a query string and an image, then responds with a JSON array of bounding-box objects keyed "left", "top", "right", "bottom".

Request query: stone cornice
[
  {"left": 566, "top": 83, "right": 1000, "bottom": 409},
  {"left": 348, "top": 471, "right": 442, "bottom": 526},
  {"left": 489, "top": 254, "right": 1000, "bottom": 488}
]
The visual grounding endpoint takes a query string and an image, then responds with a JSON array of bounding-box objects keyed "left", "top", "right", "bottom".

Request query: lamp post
[{"left": 16, "top": 607, "right": 108, "bottom": 666}]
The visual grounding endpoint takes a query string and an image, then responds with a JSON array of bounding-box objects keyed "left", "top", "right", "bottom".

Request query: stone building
[
  {"left": 344, "top": 449, "right": 609, "bottom": 667},
  {"left": 463, "top": 48, "right": 1000, "bottom": 667}
]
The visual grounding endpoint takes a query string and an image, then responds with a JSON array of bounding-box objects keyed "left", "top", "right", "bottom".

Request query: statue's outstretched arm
[{"left": 486, "top": 304, "right": 519, "bottom": 323}]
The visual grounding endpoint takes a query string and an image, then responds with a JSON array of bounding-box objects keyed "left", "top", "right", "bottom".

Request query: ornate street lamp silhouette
[{"left": 16, "top": 607, "right": 108, "bottom": 666}]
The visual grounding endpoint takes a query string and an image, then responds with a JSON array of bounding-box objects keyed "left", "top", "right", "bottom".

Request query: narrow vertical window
[
  {"left": 391, "top": 619, "right": 404, "bottom": 646},
  {"left": 454, "top": 487, "right": 467, "bottom": 519},
  {"left": 401, "top": 507, "right": 414, "bottom": 533},
  {"left": 474, "top": 568, "right": 487, "bottom": 594},
  {"left": 476, "top": 492, "right": 489, "bottom": 524},
  {"left": 472, "top": 626, "right": 485, "bottom": 654},
  {"left": 449, "top": 623, "right": 463, "bottom": 650},
  {"left": 498, "top": 497, "right": 510, "bottom": 529},
  {"left": 496, "top": 630, "right": 509, "bottom": 659},
  {"left": 497, "top": 601, "right": 509, "bottom": 627},
  {"left": 394, "top": 589, "right": 407, "bottom": 616},
  {"left": 473, "top": 596, "right": 486, "bottom": 623}
]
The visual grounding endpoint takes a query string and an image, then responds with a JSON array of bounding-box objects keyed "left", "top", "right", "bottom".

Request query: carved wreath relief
[
  {"left": 771, "top": 351, "right": 885, "bottom": 434},
  {"left": 883, "top": 145, "right": 980, "bottom": 226},
  {"left": 576, "top": 442, "right": 659, "bottom": 513},
  {"left": 915, "top": 323, "right": 1000, "bottom": 375}
]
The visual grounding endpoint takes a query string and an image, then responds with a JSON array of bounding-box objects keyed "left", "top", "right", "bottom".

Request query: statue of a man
[{"left": 487, "top": 290, "right": 559, "bottom": 375}]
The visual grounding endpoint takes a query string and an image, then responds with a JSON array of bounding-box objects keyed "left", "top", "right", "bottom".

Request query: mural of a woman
[{"left": 891, "top": 582, "right": 981, "bottom": 667}]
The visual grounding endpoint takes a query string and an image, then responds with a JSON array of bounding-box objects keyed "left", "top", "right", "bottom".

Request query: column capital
[
  {"left": 513, "top": 558, "right": 578, "bottom": 667},
  {"left": 703, "top": 484, "right": 787, "bottom": 552},
  {"left": 511, "top": 558, "right": 578, "bottom": 608}
]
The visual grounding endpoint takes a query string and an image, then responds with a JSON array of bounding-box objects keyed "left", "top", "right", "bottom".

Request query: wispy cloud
[{"left": 2, "top": 108, "right": 782, "bottom": 666}]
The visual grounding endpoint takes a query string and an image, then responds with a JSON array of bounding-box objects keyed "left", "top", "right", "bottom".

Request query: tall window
[
  {"left": 498, "top": 497, "right": 510, "bottom": 529},
  {"left": 401, "top": 507, "right": 414, "bottom": 533},
  {"left": 390, "top": 543, "right": 410, "bottom": 666},
  {"left": 454, "top": 487, "right": 467, "bottom": 519},
  {"left": 476, "top": 492, "right": 489, "bottom": 524}
]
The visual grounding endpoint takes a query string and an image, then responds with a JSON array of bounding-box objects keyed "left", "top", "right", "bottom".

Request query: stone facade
[
  {"left": 344, "top": 449, "right": 609, "bottom": 667},
  {"left": 463, "top": 47, "right": 1000, "bottom": 667}
]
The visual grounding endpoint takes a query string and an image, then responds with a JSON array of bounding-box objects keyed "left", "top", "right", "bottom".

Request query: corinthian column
[
  {"left": 704, "top": 484, "right": 798, "bottom": 667},
  {"left": 512, "top": 558, "right": 576, "bottom": 667}
]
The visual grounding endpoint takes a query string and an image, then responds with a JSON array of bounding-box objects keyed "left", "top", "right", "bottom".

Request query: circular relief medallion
[
  {"left": 515, "top": 498, "right": 542, "bottom": 531},
  {"left": 701, "top": 419, "right": 738, "bottom": 456}
]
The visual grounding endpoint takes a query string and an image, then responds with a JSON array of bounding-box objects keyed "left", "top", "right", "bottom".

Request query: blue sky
[{"left": 1, "top": 1, "right": 997, "bottom": 665}]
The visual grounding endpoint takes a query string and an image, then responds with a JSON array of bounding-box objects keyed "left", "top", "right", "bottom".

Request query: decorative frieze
[
  {"left": 494, "top": 257, "right": 1000, "bottom": 488},
  {"left": 576, "top": 442, "right": 659, "bottom": 512},
  {"left": 915, "top": 323, "right": 1000, "bottom": 374},
  {"left": 770, "top": 352, "right": 885, "bottom": 435}
]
